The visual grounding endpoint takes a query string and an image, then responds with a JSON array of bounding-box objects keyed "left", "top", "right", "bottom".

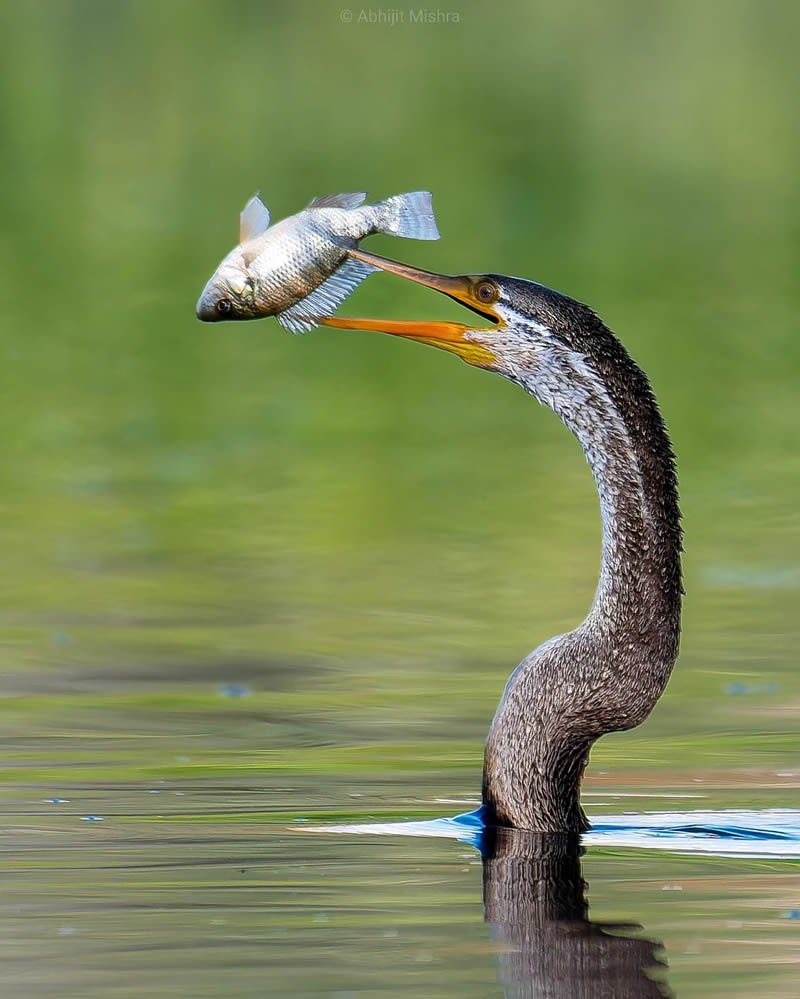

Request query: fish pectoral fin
[
  {"left": 276, "top": 257, "right": 378, "bottom": 333},
  {"left": 306, "top": 192, "right": 367, "bottom": 210},
  {"left": 239, "top": 194, "right": 271, "bottom": 242}
]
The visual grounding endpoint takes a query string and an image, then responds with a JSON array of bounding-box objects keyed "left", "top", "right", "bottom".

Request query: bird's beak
[{"left": 320, "top": 249, "right": 500, "bottom": 368}]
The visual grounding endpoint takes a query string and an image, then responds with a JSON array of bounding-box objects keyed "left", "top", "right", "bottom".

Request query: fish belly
[{"left": 250, "top": 217, "right": 348, "bottom": 315}]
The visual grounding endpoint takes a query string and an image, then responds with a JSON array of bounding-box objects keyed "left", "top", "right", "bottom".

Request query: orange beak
[{"left": 320, "top": 248, "right": 501, "bottom": 368}]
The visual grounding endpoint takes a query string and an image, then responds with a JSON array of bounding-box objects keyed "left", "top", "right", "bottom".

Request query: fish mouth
[
  {"left": 320, "top": 248, "right": 502, "bottom": 368},
  {"left": 196, "top": 291, "right": 220, "bottom": 322}
]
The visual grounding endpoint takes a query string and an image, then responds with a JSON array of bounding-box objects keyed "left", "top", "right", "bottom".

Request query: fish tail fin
[{"left": 372, "top": 191, "right": 440, "bottom": 240}]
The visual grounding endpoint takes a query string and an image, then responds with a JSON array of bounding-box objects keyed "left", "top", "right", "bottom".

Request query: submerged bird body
[
  {"left": 196, "top": 192, "right": 439, "bottom": 332},
  {"left": 323, "top": 250, "right": 682, "bottom": 833}
]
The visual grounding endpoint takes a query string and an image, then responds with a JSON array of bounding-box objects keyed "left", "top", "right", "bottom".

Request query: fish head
[{"left": 196, "top": 248, "right": 259, "bottom": 322}]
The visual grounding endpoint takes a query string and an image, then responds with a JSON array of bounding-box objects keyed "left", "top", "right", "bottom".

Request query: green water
[{"left": 2, "top": 1, "right": 799, "bottom": 995}]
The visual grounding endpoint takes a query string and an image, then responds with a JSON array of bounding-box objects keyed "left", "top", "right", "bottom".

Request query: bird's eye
[
  {"left": 216, "top": 298, "right": 233, "bottom": 316},
  {"left": 476, "top": 282, "right": 498, "bottom": 305}
]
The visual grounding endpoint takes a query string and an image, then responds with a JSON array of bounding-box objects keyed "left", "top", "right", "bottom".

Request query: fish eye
[
  {"left": 476, "top": 281, "right": 498, "bottom": 305},
  {"left": 216, "top": 299, "right": 233, "bottom": 316}
]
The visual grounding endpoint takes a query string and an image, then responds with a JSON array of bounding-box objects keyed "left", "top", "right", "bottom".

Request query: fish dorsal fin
[
  {"left": 239, "top": 194, "right": 271, "bottom": 243},
  {"left": 276, "top": 255, "right": 378, "bottom": 333},
  {"left": 306, "top": 192, "right": 367, "bottom": 210}
]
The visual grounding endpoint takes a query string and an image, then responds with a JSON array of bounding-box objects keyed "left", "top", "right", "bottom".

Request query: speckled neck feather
[{"left": 482, "top": 283, "right": 682, "bottom": 833}]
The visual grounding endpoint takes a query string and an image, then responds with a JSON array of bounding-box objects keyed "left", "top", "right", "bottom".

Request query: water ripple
[{"left": 320, "top": 808, "right": 800, "bottom": 858}]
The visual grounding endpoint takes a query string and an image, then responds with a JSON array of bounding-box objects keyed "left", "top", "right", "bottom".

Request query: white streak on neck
[{"left": 509, "top": 337, "right": 648, "bottom": 630}]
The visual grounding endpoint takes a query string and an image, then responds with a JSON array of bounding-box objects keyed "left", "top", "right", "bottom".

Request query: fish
[{"left": 196, "top": 191, "right": 440, "bottom": 332}]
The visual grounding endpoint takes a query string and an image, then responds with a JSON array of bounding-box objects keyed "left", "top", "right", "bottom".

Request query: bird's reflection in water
[{"left": 480, "top": 826, "right": 670, "bottom": 999}]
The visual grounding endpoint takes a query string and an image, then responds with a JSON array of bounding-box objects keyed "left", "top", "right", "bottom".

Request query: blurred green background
[{"left": 1, "top": 0, "right": 799, "bottom": 792}]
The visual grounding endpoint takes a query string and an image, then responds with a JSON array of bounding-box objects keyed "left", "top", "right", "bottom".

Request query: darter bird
[{"left": 322, "top": 249, "right": 682, "bottom": 834}]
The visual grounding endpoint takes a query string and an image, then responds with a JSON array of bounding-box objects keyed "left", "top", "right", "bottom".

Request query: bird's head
[{"left": 320, "top": 248, "right": 605, "bottom": 387}]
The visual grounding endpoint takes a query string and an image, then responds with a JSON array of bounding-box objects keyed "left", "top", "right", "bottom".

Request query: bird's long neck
[
  {"left": 483, "top": 313, "right": 682, "bottom": 833},
  {"left": 563, "top": 363, "right": 682, "bottom": 648}
]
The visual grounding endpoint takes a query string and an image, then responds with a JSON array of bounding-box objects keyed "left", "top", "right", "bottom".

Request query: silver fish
[{"left": 196, "top": 191, "right": 439, "bottom": 332}]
